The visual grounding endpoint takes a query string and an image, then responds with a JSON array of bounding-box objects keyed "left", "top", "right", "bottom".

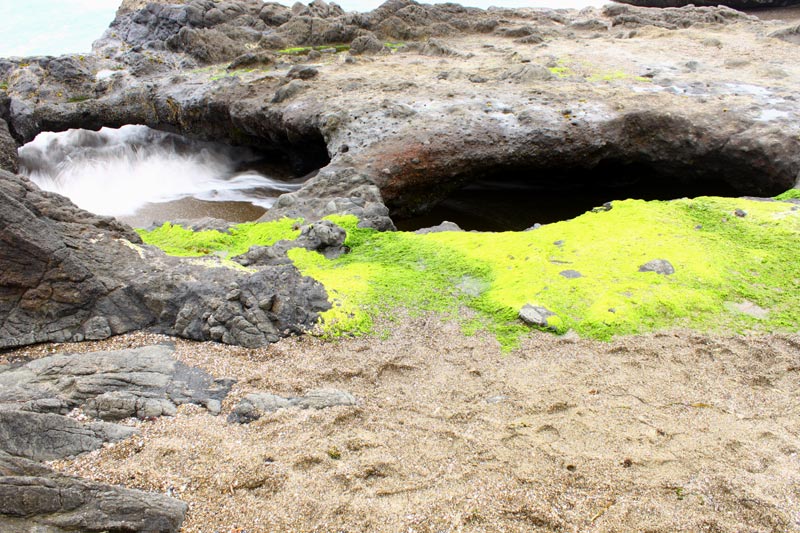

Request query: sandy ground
[{"left": 6, "top": 316, "right": 798, "bottom": 532}]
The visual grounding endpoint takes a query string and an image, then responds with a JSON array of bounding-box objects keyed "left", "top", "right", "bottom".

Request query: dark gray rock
[
  {"left": 350, "top": 34, "right": 386, "bottom": 55},
  {"left": 0, "top": 411, "right": 135, "bottom": 461},
  {"left": 0, "top": 345, "right": 233, "bottom": 420},
  {"left": 770, "top": 23, "right": 800, "bottom": 45},
  {"left": 287, "top": 65, "right": 319, "bottom": 80},
  {"left": 0, "top": 171, "right": 330, "bottom": 349},
  {"left": 519, "top": 304, "right": 557, "bottom": 328},
  {"left": 638, "top": 259, "right": 675, "bottom": 275},
  {"left": 228, "top": 389, "right": 357, "bottom": 423},
  {"left": 272, "top": 79, "right": 307, "bottom": 103},
  {"left": 236, "top": 220, "right": 347, "bottom": 267},
  {"left": 0, "top": 450, "right": 186, "bottom": 532},
  {"left": 0, "top": 120, "right": 18, "bottom": 174}
]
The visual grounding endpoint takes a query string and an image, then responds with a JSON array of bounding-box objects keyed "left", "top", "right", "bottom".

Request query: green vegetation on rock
[
  {"left": 277, "top": 44, "right": 351, "bottom": 55},
  {"left": 141, "top": 196, "right": 800, "bottom": 349},
  {"left": 137, "top": 219, "right": 301, "bottom": 257},
  {"left": 775, "top": 188, "right": 800, "bottom": 201}
]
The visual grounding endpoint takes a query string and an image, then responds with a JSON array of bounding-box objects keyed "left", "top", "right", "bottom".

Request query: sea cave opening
[
  {"left": 17, "top": 125, "right": 331, "bottom": 228},
  {"left": 393, "top": 160, "right": 754, "bottom": 232}
]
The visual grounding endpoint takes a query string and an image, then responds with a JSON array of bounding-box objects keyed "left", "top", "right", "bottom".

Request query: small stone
[
  {"left": 638, "top": 259, "right": 675, "bottom": 276},
  {"left": 559, "top": 270, "right": 583, "bottom": 279},
  {"left": 734, "top": 209, "right": 747, "bottom": 218},
  {"left": 485, "top": 395, "right": 508, "bottom": 404},
  {"left": 519, "top": 304, "right": 556, "bottom": 327},
  {"left": 205, "top": 399, "right": 222, "bottom": 415}
]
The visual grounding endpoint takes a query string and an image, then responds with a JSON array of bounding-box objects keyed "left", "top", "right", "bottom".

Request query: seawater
[{"left": 18, "top": 125, "right": 303, "bottom": 219}]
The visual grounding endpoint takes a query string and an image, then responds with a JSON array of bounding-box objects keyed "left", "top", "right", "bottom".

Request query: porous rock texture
[
  {"left": 0, "top": 450, "right": 187, "bottom": 533},
  {"left": 2, "top": 0, "right": 800, "bottom": 349},
  {"left": 0, "top": 168, "right": 329, "bottom": 349},
  {"left": 0, "top": 344, "right": 233, "bottom": 532}
]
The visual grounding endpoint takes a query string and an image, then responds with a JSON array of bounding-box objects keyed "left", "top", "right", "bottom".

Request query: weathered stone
[
  {"left": 639, "top": 259, "right": 675, "bottom": 275},
  {"left": 560, "top": 270, "right": 583, "bottom": 279},
  {"left": 0, "top": 411, "right": 135, "bottom": 461},
  {"left": 613, "top": 0, "right": 800, "bottom": 7},
  {"left": 519, "top": 304, "right": 556, "bottom": 328},
  {"left": 0, "top": 120, "right": 17, "bottom": 174},
  {"left": 0, "top": 345, "right": 233, "bottom": 420},
  {"left": 0, "top": 451, "right": 186, "bottom": 532},
  {"left": 228, "top": 389, "right": 357, "bottom": 423}
]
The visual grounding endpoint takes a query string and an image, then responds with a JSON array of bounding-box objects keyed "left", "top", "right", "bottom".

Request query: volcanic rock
[
  {"left": 1, "top": 0, "right": 800, "bottom": 350},
  {"left": 0, "top": 170, "right": 330, "bottom": 349},
  {"left": 0, "top": 450, "right": 186, "bottom": 533}
]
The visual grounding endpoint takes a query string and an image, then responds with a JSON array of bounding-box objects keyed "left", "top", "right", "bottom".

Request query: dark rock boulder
[
  {"left": 0, "top": 411, "right": 135, "bottom": 462},
  {"left": 0, "top": 120, "right": 18, "bottom": 173},
  {"left": 236, "top": 220, "right": 347, "bottom": 267},
  {"left": 0, "top": 171, "right": 330, "bottom": 349},
  {"left": 639, "top": 259, "right": 676, "bottom": 275},
  {"left": 0, "top": 451, "right": 186, "bottom": 532}
]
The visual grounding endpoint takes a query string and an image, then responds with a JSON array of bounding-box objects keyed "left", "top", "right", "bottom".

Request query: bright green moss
[
  {"left": 136, "top": 218, "right": 301, "bottom": 257},
  {"left": 141, "top": 197, "right": 800, "bottom": 349},
  {"left": 277, "top": 44, "right": 351, "bottom": 55},
  {"left": 294, "top": 197, "right": 800, "bottom": 348},
  {"left": 775, "top": 188, "right": 800, "bottom": 201}
]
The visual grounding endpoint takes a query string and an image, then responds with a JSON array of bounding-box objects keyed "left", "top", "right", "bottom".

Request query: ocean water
[{"left": 0, "top": 0, "right": 606, "bottom": 58}]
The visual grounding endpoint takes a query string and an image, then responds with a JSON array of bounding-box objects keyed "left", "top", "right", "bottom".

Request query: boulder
[
  {"left": 0, "top": 345, "right": 233, "bottom": 420},
  {"left": 0, "top": 451, "right": 186, "bottom": 532},
  {"left": 0, "top": 411, "right": 135, "bottom": 462},
  {"left": 0, "top": 171, "right": 330, "bottom": 349}
]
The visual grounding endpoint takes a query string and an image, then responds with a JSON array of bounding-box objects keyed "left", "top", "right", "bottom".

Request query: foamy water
[{"left": 18, "top": 125, "right": 303, "bottom": 217}]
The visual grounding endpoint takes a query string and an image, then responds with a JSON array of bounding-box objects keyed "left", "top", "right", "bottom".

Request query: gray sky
[{"left": 0, "top": 0, "right": 607, "bottom": 57}]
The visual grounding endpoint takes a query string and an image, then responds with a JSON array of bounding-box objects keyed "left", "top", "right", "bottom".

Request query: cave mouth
[
  {"left": 394, "top": 161, "right": 747, "bottom": 232},
  {"left": 17, "top": 125, "right": 331, "bottom": 228}
]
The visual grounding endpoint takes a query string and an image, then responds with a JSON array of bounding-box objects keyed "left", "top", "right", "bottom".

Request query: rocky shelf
[{"left": 1, "top": 1, "right": 799, "bottom": 529}]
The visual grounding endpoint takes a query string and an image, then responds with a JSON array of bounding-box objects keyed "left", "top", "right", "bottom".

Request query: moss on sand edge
[{"left": 139, "top": 196, "right": 800, "bottom": 349}]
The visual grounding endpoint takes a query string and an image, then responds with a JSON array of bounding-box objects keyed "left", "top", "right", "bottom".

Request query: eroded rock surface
[
  {"left": 0, "top": 345, "right": 232, "bottom": 420},
  {"left": 2, "top": 0, "right": 800, "bottom": 349},
  {"left": 0, "top": 450, "right": 186, "bottom": 533},
  {"left": 0, "top": 170, "right": 329, "bottom": 349},
  {"left": 228, "top": 388, "right": 357, "bottom": 423},
  {"left": 614, "top": 0, "right": 800, "bottom": 8}
]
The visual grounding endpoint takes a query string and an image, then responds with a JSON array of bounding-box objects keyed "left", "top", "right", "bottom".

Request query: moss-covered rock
[{"left": 139, "top": 195, "right": 800, "bottom": 349}]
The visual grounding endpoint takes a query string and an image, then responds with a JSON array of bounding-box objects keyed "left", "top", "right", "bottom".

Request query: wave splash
[{"left": 18, "top": 125, "right": 304, "bottom": 218}]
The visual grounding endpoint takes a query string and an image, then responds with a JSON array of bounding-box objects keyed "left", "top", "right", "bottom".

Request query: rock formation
[
  {"left": 0, "top": 344, "right": 234, "bottom": 532},
  {"left": 0, "top": 167, "right": 330, "bottom": 349},
  {"left": 1, "top": 0, "right": 799, "bottom": 350}
]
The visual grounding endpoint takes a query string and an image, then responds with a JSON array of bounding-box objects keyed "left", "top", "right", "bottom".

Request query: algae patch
[
  {"left": 139, "top": 197, "right": 800, "bottom": 349},
  {"left": 137, "top": 218, "right": 301, "bottom": 257}
]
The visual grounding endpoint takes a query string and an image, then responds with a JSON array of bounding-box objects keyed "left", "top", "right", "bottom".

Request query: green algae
[
  {"left": 775, "top": 188, "right": 800, "bottom": 201},
  {"left": 140, "top": 197, "right": 800, "bottom": 349},
  {"left": 277, "top": 44, "right": 351, "bottom": 55},
  {"left": 136, "top": 219, "right": 301, "bottom": 258},
  {"left": 293, "top": 198, "right": 800, "bottom": 348}
]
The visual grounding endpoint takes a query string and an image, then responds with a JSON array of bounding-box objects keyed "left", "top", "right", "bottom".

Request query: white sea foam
[{"left": 18, "top": 125, "right": 303, "bottom": 217}]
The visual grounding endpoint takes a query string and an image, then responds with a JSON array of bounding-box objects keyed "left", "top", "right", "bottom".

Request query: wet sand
[
  {"left": 121, "top": 198, "right": 267, "bottom": 229},
  {"left": 745, "top": 5, "right": 800, "bottom": 21}
]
